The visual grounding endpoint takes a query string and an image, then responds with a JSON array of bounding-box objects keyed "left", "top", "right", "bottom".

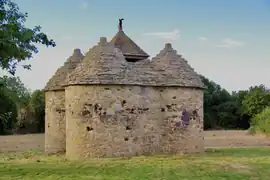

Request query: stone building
[
  {"left": 44, "top": 21, "right": 205, "bottom": 160},
  {"left": 44, "top": 49, "right": 84, "bottom": 153}
]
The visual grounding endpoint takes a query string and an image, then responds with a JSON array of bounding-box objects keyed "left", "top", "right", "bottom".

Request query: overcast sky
[{"left": 1, "top": 0, "right": 270, "bottom": 93}]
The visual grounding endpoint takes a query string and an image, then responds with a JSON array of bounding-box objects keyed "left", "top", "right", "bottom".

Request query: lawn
[{"left": 0, "top": 147, "right": 270, "bottom": 180}]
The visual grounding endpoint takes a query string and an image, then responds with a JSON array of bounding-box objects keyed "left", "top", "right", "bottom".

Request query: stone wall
[
  {"left": 65, "top": 85, "right": 204, "bottom": 160},
  {"left": 45, "top": 91, "right": 66, "bottom": 154}
]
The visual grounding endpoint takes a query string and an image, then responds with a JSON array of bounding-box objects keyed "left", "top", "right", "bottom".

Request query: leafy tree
[
  {"left": 0, "top": 75, "right": 30, "bottom": 105},
  {"left": 0, "top": 83, "right": 17, "bottom": 134},
  {"left": 0, "top": 0, "right": 56, "bottom": 75},
  {"left": 29, "top": 90, "right": 45, "bottom": 132},
  {"left": 230, "top": 90, "right": 250, "bottom": 129},
  {"left": 242, "top": 85, "right": 270, "bottom": 117},
  {"left": 200, "top": 75, "right": 234, "bottom": 129},
  {"left": 0, "top": 75, "right": 31, "bottom": 134},
  {"left": 250, "top": 106, "right": 270, "bottom": 135}
]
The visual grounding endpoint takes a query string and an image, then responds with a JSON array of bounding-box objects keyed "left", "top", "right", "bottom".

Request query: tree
[
  {"left": 0, "top": 75, "right": 30, "bottom": 134},
  {"left": 242, "top": 85, "right": 270, "bottom": 117},
  {"left": 0, "top": 82, "right": 17, "bottom": 134},
  {"left": 29, "top": 90, "right": 45, "bottom": 132},
  {"left": 0, "top": 75, "right": 30, "bottom": 105},
  {"left": 0, "top": 0, "right": 56, "bottom": 75},
  {"left": 200, "top": 75, "right": 234, "bottom": 129},
  {"left": 250, "top": 106, "right": 270, "bottom": 135}
]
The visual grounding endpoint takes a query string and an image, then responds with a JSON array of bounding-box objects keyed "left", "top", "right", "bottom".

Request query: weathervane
[{"left": 118, "top": 18, "right": 124, "bottom": 31}]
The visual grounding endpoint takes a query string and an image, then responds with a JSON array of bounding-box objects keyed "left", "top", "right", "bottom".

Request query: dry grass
[
  {"left": 0, "top": 130, "right": 269, "bottom": 153},
  {"left": 0, "top": 131, "right": 270, "bottom": 179}
]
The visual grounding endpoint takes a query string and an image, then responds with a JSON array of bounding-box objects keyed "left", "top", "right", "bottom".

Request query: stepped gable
[
  {"left": 44, "top": 49, "right": 84, "bottom": 91},
  {"left": 109, "top": 18, "right": 149, "bottom": 61},
  {"left": 66, "top": 39, "right": 204, "bottom": 88},
  {"left": 126, "top": 43, "right": 205, "bottom": 88},
  {"left": 149, "top": 43, "right": 204, "bottom": 88},
  {"left": 66, "top": 37, "right": 129, "bottom": 86}
]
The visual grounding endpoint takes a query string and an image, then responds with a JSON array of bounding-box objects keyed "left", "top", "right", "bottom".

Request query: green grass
[{"left": 0, "top": 147, "right": 270, "bottom": 180}]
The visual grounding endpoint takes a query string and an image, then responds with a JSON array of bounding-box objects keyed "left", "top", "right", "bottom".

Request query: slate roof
[
  {"left": 66, "top": 38, "right": 204, "bottom": 89},
  {"left": 44, "top": 49, "right": 84, "bottom": 91}
]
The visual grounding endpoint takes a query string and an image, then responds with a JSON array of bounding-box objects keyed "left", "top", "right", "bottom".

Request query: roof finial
[{"left": 118, "top": 18, "right": 124, "bottom": 31}]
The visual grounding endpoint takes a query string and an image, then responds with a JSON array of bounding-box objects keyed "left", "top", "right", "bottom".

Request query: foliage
[
  {"left": 0, "top": 0, "right": 56, "bottom": 75},
  {"left": 13, "top": 89, "right": 45, "bottom": 134},
  {"left": 200, "top": 75, "right": 247, "bottom": 129},
  {"left": 29, "top": 89, "right": 45, "bottom": 132},
  {"left": 0, "top": 75, "right": 30, "bottom": 104},
  {"left": 250, "top": 106, "right": 270, "bottom": 135},
  {"left": 0, "top": 78, "right": 18, "bottom": 134},
  {"left": 242, "top": 85, "right": 270, "bottom": 117}
]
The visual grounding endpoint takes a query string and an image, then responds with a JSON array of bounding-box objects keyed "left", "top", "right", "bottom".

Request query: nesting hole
[
  {"left": 86, "top": 126, "right": 94, "bottom": 131},
  {"left": 121, "top": 100, "right": 127, "bottom": 107},
  {"left": 126, "top": 126, "right": 132, "bottom": 130},
  {"left": 104, "top": 87, "right": 110, "bottom": 90},
  {"left": 124, "top": 137, "right": 129, "bottom": 141},
  {"left": 161, "top": 108, "right": 165, "bottom": 112},
  {"left": 172, "top": 96, "right": 176, "bottom": 99}
]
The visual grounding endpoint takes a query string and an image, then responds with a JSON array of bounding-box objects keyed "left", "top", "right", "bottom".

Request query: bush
[{"left": 249, "top": 106, "right": 270, "bottom": 135}]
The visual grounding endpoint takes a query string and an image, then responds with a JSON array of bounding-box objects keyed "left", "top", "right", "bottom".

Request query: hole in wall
[
  {"left": 172, "top": 96, "right": 176, "bottom": 99},
  {"left": 94, "top": 104, "right": 98, "bottom": 112},
  {"left": 124, "top": 137, "right": 129, "bottom": 141},
  {"left": 104, "top": 87, "right": 110, "bottom": 90},
  {"left": 86, "top": 126, "right": 94, "bottom": 131},
  {"left": 161, "top": 108, "right": 165, "bottom": 112},
  {"left": 121, "top": 100, "right": 126, "bottom": 107},
  {"left": 125, "top": 58, "right": 141, "bottom": 62},
  {"left": 126, "top": 126, "right": 132, "bottom": 130},
  {"left": 82, "top": 109, "right": 91, "bottom": 116}
]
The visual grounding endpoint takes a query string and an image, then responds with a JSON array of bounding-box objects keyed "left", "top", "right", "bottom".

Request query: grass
[{"left": 0, "top": 148, "right": 270, "bottom": 180}]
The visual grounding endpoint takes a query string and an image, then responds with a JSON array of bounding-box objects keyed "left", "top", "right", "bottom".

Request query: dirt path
[{"left": 0, "top": 130, "right": 269, "bottom": 153}]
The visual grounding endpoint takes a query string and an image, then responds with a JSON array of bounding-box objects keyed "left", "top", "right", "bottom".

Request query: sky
[{"left": 1, "top": 0, "right": 270, "bottom": 92}]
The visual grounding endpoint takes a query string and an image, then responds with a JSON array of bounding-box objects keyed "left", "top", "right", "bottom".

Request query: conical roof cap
[
  {"left": 110, "top": 30, "right": 149, "bottom": 60},
  {"left": 144, "top": 43, "right": 204, "bottom": 88},
  {"left": 44, "top": 49, "right": 84, "bottom": 91}
]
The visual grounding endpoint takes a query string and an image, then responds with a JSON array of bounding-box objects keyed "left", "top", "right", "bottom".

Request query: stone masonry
[
  {"left": 44, "top": 22, "right": 205, "bottom": 160},
  {"left": 44, "top": 49, "right": 84, "bottom": 153}
]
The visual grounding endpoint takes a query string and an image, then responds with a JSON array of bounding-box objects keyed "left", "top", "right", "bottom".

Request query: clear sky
[{"left": 1, "top": 0, "right": 270, "bottom": 92}]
